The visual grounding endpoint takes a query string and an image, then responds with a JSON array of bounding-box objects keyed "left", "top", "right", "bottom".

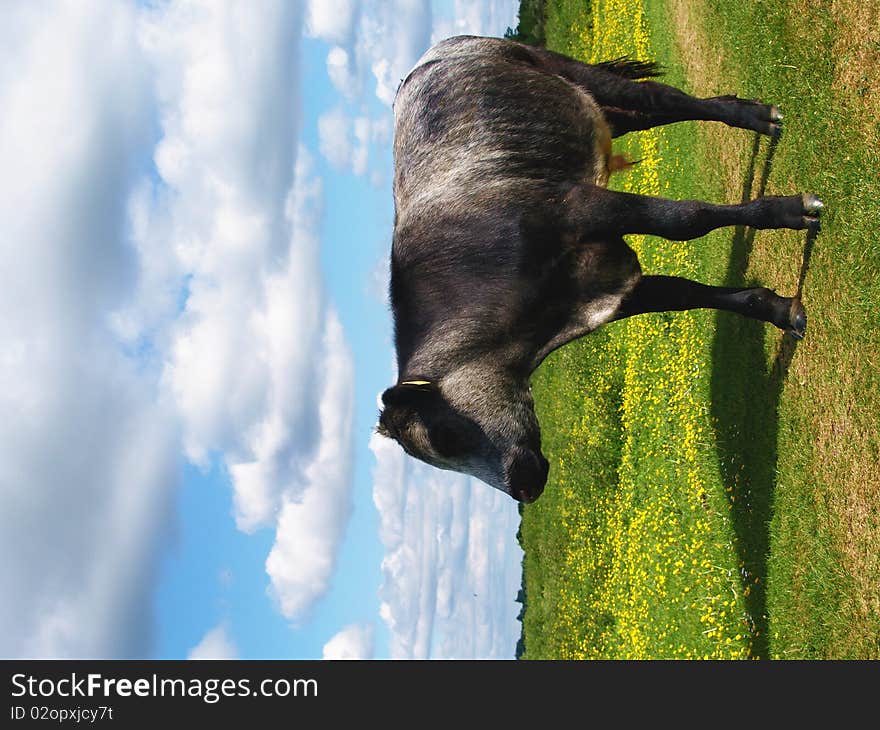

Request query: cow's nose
[
  {"left": 515, "top": 485, "right": 542, "bottom": 504},
  {"left": 513, "top": 460, "right": 548, "bottom": 504},
  {"left": 506, "top": 448, "right": 549, "bottom": 503}
]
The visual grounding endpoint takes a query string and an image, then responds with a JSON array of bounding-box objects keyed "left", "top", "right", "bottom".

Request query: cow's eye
[{"left": 430, "top": 423, "right": 468, "bottom": 458}]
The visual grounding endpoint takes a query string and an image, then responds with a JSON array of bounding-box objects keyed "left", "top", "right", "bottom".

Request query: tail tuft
[{"left": 593, "top": 57, "right": 662, "bottom": 80}]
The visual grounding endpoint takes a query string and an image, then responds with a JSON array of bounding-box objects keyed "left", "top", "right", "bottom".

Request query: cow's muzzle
[{"left": 506, "top": 448, "right": 550, "bottom": 503}]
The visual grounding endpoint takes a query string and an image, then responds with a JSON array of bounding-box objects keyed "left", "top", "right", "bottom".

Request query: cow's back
[{"left": 393, "top": 36, "right": 609, "bottom": 226}]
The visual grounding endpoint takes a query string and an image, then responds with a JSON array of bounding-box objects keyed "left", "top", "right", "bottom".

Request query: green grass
[
  {"left": 517, "top": 0, "right": 880, "bottom": 659},
  {"left": 686, "top": 0, "right": 880, "bottom": 659}
]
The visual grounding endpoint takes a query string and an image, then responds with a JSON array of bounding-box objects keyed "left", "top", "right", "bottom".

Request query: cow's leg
[
  {"left": 567, "top": 185, "right": 823, "bottom": 240},
  {"left": 600, "top": 89, "right": 782, "bottom": 139},
  {"left": 528, "top": 47, "right": 781, "bottom": 138},
  {"left": 614, "top": 275, "right": 807, "bottom": 338}
]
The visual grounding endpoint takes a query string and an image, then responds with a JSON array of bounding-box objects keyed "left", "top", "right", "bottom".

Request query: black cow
[{"left": 377, "top": 35, "right": 820, "bottom": 503}]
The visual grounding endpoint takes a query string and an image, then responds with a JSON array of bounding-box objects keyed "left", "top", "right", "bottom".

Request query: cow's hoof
[
  {"left": 802, "top": 194, "right": 823, "bottom": 230},
  {"left": 768, "top": 121, "right": 783, "bottom": 139},
  {"left": 769, "top": 105, "right": 783, "bottom": 122},
  {"left": 803, "top": 193, "right": 824, "bottom": 214},
  {"left": 787, "top": 298, "right": 807, "bottom": 340}
]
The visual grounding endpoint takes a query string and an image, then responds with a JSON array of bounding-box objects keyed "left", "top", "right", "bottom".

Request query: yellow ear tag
[{"left": 401, "top": 380, "right": 431, "bottom": 386}]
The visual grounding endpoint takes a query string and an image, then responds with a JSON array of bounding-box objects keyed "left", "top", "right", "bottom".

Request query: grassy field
[{"left": 517, "top": 0, "right": 880, "bottom": 659}]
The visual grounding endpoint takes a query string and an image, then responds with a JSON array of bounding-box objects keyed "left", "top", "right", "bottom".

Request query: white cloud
[
  {"left": 326, "top": 46, "right": 358, "bottom": 99},
  {"left": 140, "top": 1, "right": 357, "bottom": 623},
  {"left": 331, "top": 0, "right": 517, "bottom": 108},
  {"left": 188, "top": 624, "right": 238, "bottom": 660},
  {"left": 0, "top": 0, "right": 179, "bottom": 658},
  {"left": 317, "top": 109, "right": 391, "bottom": 178},
  {"left": 322, "top": 623, "right": 375, "bottom": 660},
  {"left": 306, "top": 0, "right": 359, "bottom": 44},
  {"left": 318, "top": 107, "right": 353, "bottom": 170},
  {"left": 364, "top": 0, "right": 433, "bottom": 107},
  {"left": 370, "top": 433, "right": 524, "bottom": 659},
  {"left": 352, "top": 117, "right": 371, "bottom": 176},
  {"left": 313, "top": 0, "right": 434, "bottom": 108},
  {"left": 352, "top": 115, "right": 391, "bottom": 176},
  {"left": 265, "top": 312, "right": 355, "bottom": 622},
  {"left": 143, "top": 0, "right": 316, "bottom": 517},
  {"left": 0, "top": 0, "right": 365, "bottom": 659}
]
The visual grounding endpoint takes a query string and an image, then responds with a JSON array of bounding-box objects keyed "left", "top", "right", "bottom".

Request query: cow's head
[{"left": 376, "top": 379, "right": 549, "bottom": 503}]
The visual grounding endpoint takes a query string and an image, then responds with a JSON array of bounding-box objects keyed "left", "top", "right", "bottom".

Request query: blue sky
[{"left": 0, "top": 0, "right": 524, "bottom": 660}]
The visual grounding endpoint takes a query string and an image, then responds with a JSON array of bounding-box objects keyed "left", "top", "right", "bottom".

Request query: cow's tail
[
  {"left": 609, "top": 154, "right": 642, "bottom": 175},
  {"left": 592, "top": 57, "right": 662, "bottom": 80}
]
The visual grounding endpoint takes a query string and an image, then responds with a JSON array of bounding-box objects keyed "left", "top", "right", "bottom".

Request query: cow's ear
[
  {"left": 377, "top": 382, "right": 438, "bottom": 441},
  {"left": 381, "top": 381, "right": 437, "bottom": 407}
]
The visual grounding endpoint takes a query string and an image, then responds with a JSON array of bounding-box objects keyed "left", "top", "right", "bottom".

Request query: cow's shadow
[{"left": 709, "top": 134, "right": 816, "bottom": 659}]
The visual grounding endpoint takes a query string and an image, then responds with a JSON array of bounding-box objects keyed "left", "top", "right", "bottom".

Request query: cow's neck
[{"left": 399, "top": 327, "right": 530, "bottom": 388}]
